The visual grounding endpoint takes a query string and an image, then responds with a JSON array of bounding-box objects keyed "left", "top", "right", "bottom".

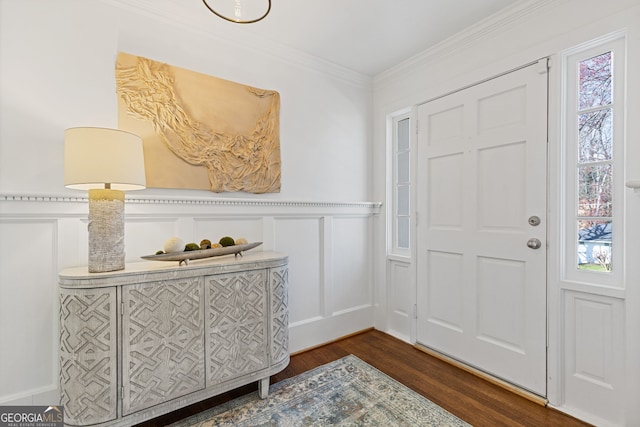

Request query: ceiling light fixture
[{"left": 202, "top": 0, "right": 271, "bottom": 24}]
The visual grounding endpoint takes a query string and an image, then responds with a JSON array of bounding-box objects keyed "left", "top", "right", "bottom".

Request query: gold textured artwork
[{"left": 115, "top": 52, "right": 280, "bottom": 193}]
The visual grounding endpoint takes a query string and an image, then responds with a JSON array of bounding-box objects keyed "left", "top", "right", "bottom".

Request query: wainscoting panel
[
  {"left": 0, "top": 219, "right": 59, "bottom": 402},
  {"left": 278, "top": 215, "right": 375, "bottom": 352},
  {"left": 0, "top": 195, "right": 380, "bottom": 405},
  {"left": 332, "top": 216, "right": 372, "bottom": 315},
  {"left": 273, "top": 216, "right": 323, "bottom": 326},
  {"left": 387, "top": 259, "right": 412, "bottom": 342},
  {"left": 126, "top": 217, "right": 183, "bottom": 261},
  {"left": 563, "top": 290, "right": 624, "bottom": 425}
]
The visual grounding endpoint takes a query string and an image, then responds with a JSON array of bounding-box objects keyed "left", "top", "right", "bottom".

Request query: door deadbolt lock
[
  {"left": 528, "top": 216, "right": 541, "bottom": 226},
  {"left": 527, "top": 238, "right": 542, "bottom": 249}
]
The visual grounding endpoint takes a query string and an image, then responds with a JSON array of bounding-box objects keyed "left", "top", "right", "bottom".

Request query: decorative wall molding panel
[
  {"left": 562, "top": 290, "right": 625, "bottom": 426},
  {"left": 0, "top": 219, "right": 59, "bottom": 404},
  {"left": 386, "top": 259, "right": 412, "bottom": 342},
  {"left": 0, "top": 197, "right": 376, "bottom": 407}
]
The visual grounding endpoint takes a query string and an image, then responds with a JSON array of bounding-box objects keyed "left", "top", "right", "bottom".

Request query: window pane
[
  {"left": 398, "top": 118, "right": 410, "bottom": 151},
  {"left": 397, "top": 184, "right": 409, "bottom": 216},
  {"left": 397, "top": 216, "right": 410, "bottom": 249},
  {"left": 577, "top": 220, "right": 612, "bottom": 271},
  {"left": 579, "top": 52, "right": 612, "bottom": 110},
  {"left": 577, "top": 164, "right": 612, "bottom": 217},
  {"left": 578, "top": 109, "right": 612, "bottom": 162},
  {"left": 397, "top": 151, "right": 410, "bottom": 183},
  {"left": 392, "top": 115, "right": 411, "bottom": 255}
]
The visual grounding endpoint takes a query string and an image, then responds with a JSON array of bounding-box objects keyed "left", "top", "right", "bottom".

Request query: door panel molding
[{"left": 416, "top": 59, "right": 548, "bottom": 396}]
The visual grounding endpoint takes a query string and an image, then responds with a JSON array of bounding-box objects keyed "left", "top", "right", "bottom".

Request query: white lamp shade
[{"left": 64, "top": 127, "right": 146, "bottom": 191}]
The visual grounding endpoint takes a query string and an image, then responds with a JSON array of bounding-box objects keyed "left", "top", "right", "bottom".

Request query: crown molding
[
  {"left": 374, "top": 0, "right": 557, "bottom": 83},
  {"left": 99, "top": 0, "right": 372, "bottom": 88}
]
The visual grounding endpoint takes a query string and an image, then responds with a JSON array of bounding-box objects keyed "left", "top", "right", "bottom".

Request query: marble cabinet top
[{"left": 59, "top": 251, "right": 288, "bottom": 288}]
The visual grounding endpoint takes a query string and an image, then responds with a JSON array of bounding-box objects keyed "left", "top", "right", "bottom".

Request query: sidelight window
[
  {"left": 563, "top": 35, "right": 625, "bottom": 284},
  {"left": 390, "top": 112, "right": 412, "bottom": 256},
  {"left": 576, "top": 52, "right": 614, "bottom": 272}
]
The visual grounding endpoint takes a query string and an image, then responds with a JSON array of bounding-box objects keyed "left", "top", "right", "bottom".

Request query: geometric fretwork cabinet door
[
  {"left": 59, "top": 288, "right": 117, "bottom": 425},
  {"left": 205, "top": 269, "right": 269, "bottom": 385},
  {"left": 122, "top": 276, "right": 205, "bottom": 415},
  {"left": 270, "top": 266, "right": 289, "bottom": 364}
]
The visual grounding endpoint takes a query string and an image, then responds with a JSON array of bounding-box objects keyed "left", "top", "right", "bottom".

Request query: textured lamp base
[{"left": 88, "top": 189, "right": 125, "bottom": 273}]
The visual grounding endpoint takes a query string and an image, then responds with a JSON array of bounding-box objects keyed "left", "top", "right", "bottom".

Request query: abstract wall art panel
[{"left": 116, "top": 52, "right": 280, "bottom": 193}]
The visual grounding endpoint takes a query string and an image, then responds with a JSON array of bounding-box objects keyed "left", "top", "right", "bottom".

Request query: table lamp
[{"left": 64, "top": 127, "right": 146, "bottom": 272}]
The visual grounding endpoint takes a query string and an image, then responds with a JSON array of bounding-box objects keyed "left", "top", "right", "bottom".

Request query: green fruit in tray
[
  {"left": 184, "top": 243, "right": 200, "bottom": 251},
  {"left": 219, "top": 236, "right": 235, "bottom": 247},
  {"left": 200, "top": 239, "right": 212, "bottom": 249}
]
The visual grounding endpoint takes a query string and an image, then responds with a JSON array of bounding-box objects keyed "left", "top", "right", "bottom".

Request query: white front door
[{"left": 416, "top": 59, "right": 548, "bottom": 396}]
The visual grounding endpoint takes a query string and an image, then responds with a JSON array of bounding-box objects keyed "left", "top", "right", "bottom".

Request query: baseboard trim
[
  {"left": 289, "top": 327, "right": 375, "bottom": 357},
  {"left": 414, "top": 343, "right": 548, "bottom": 407}
]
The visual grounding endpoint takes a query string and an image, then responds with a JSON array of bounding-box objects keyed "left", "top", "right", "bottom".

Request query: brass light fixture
[{"left": 202, "top": 0, "right": 271, "bottom": 24}]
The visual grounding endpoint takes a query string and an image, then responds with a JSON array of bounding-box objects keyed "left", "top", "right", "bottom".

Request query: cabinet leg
[{"left": 259, "top": 377, "right": 270, "bottom": 399}]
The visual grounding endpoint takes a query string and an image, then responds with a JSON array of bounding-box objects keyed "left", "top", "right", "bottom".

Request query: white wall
[
  {"left": 373, "top": 1, "right": 640, "bottom": 426},
  {"left": 0, "top": 0, "right": 379, "bottom": 406},
  {"left": 0, "top": 0, "right": 372, "bottom": 201}
]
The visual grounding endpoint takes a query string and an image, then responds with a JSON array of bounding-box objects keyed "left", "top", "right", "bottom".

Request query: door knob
[{"left": 527, "top": 238, "right": 542, "bottom": 249}]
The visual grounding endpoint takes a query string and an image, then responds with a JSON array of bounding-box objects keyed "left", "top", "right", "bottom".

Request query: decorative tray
[{"left": 141, "top": 242, "right": 263, "bottom": 266}]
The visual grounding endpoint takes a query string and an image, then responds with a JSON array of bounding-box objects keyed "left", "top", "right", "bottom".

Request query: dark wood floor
[{"left": 137, "top": 329, "right": 591, "bottom": 426}]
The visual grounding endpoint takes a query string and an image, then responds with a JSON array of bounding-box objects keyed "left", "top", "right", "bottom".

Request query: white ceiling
[{"left": 115, "top": 0, "right": 521, "bottom": 77}]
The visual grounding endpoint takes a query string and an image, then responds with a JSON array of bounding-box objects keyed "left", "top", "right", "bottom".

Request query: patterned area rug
[{"left": 171, "top": 355, "right": 470, "bottom": 426}]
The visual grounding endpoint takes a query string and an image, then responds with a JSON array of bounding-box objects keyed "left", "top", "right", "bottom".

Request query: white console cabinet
[{"left": 59, "top": 252, "right": 288, "bottom": 427}]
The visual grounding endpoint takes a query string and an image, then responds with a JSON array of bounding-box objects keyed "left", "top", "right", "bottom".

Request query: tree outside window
[{"left": 576, "top": 52, "right": 613, "bottom": 272}]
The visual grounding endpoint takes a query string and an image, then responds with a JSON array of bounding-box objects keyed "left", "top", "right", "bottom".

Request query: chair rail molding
[{"left": 0, "top": 193, "right": 382, "bottom": 211}]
